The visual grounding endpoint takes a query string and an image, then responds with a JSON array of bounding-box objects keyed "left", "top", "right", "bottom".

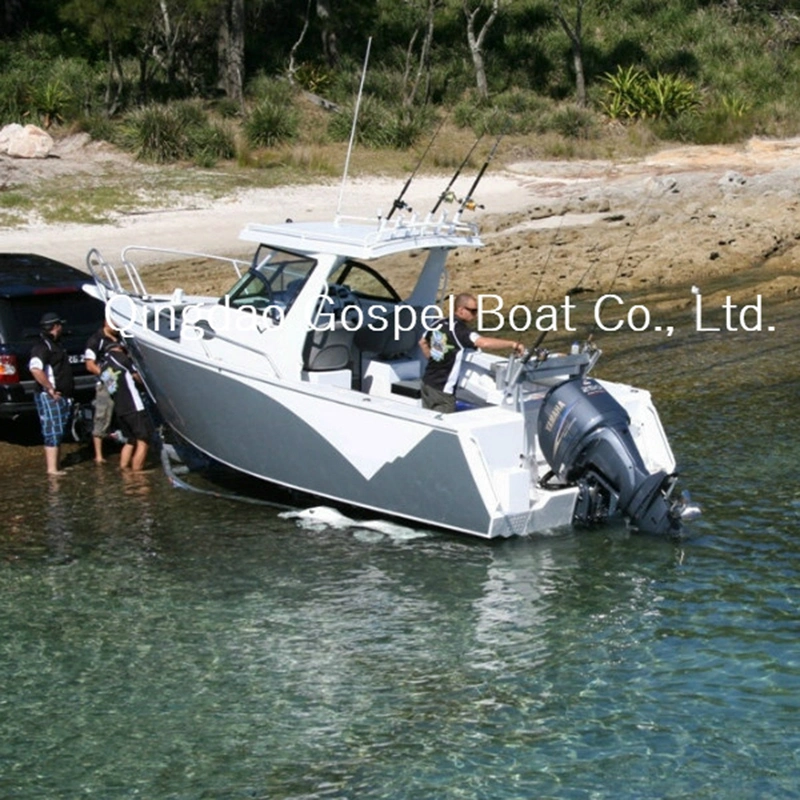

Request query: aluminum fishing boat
[{"left": 86, "top": 207, "right": 691, "bottom": 539}]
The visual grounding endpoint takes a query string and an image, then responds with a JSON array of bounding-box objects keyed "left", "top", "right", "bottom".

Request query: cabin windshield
[{"left": 221, "top": 246, "right": 317, "bottom": 319}]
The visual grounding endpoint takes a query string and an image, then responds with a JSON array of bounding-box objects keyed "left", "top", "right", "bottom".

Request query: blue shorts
[{"left": 34, "top": 392, "right": 73, "bottom": 447}]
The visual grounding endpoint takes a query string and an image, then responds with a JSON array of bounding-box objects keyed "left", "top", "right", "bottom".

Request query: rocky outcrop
[{"left": 0, "top": 123, "right": 54, "bottom": 159}]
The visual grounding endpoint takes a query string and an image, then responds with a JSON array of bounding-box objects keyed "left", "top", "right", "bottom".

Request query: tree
[
  {"left": 218, "top": 0, "right": 245, "bottom": 104},
  {"left": 136, "top": 0, "right": 217, "bottom": 100},
  {"left": 462, "top": 0, "right": 500, "bottom": 99},
  {"left": 381, "top": 0, "right": 441, "bottom": 107},
  {"left": 553, "top": 0, "right": 588, "bottom": 107},
  {"left": 404, "top": 0, "right": 440, "bottom": 107},
  {"left": 287, "top": 0, "right": 313, "bottom": 84},
  {"left": 60, "top": 0, "right": 137, "bottom": 114},
  {"left": 317, "top": 0, "right": 339, "bottom": 67}
]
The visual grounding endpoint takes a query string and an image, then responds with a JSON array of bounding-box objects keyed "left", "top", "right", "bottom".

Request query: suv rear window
[{"left": 0, "top": 292, "right": 103, "bottom": 343}]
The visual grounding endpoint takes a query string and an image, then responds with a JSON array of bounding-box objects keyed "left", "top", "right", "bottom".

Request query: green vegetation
[
  {"left": 116, "top": 102, "right": 236, "bottom": 165},
  {"left": 2, "top": 0, "right": 800, "bottom": 169},
  {"left": 601, "top": 66, "right": 701, "bottom": 122}
]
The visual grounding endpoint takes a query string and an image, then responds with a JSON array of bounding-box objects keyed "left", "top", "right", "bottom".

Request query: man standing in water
[
  {"left": 419, "top": 293, "right": 524, "bottom": 413},
  {"left": 102, "top": 343, "right": 154, "bottom": 471},
  {"left": 84, "top": 320, "right": 122, "bottom": 463},
  {"left": 29, "top": 312, "right": 74, "bottom": 475}
]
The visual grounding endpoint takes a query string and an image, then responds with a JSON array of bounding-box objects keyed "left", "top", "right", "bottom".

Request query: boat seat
[
  {"left": 302, "top": 323, "right": 354, "bottom": 371},
  {"left": 354, "top": 305, "right": 425, "bottom": 361}
]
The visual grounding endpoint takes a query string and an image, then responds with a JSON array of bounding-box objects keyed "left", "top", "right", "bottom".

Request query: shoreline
[{"left": 0, "top": 135, "right": 798, "bottom": 307}]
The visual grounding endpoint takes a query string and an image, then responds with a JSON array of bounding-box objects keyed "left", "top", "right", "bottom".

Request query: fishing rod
[
  {"left": 430, "top": 130, "right": 485, "bottom": 215},
  {"left": 520, "top": 330, "right": 549, "bottom": 365},
  {"left": 521, "top": 163, "right": 659, "bottom": 362},
  {"left": 386, "top": 115, "right": 447, "bottom": 220},
  {"left": 455, "top": 119, "right": 510, "bottom": 219}
]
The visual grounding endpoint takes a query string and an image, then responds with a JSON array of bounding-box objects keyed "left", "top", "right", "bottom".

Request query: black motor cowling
[{"left": 537, "top": 378, "right": 681, "bottom": 536}]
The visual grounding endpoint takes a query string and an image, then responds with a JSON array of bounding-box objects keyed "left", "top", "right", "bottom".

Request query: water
[{"left": 2, "top": 299, "right": 799, "bottom": 799}]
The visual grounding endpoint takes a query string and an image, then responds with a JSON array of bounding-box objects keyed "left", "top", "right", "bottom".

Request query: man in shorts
[
  {"left": 102, "top": 344, "right": 154, "bottom": 471},
  {"left": 29, "top": 312, "right": 75, "bottom": 475},
  {"left": 84, "top": 320, "right": 122, "bottom": 463}
]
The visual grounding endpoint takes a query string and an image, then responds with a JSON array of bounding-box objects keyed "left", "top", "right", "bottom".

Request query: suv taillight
[{"left": 0, "top": 354, "right": 20, "bottom": 384}]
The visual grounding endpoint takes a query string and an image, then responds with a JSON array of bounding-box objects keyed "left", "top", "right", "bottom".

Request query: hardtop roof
[{"left": 238, "top": 217, "right": 484, "bottom": 261}]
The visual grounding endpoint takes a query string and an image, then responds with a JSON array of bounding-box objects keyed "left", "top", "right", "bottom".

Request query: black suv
[{"left": 0, "top": 253, "right": 106, "bottom": 419}]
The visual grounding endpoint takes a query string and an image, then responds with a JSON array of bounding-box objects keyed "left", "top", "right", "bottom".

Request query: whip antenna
[{"left": 337, "top": 37, "right": 372, "bottom": 217}]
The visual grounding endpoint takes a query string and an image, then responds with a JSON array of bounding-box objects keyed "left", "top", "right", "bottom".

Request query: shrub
[
  {"left": 188, "top": 121, "right": 236, "bottom": 166},
  {"left": 327, "top": 96, "right": 429, "bottom": 150},
  {"left": 118, "top": 102, "right": 235, "bottom": 164},
  {"left": 246, "top": 74, "right": 296, "bottom": 106},
  {"left": 74, "top": 113, "right": 116, "bottom": 143},
  {"left": 0, "top": 72, "right": 28, "bottom": 124},
  {"left": 293, "top": 63, "right": 332, "bottom": 95},
  {"left": 327, "top": 96, "right": 390, "bottom": 148},
  {"left": 382, "top": 108, "right": 431, "bottom": 149},
  {"left": 0, "top": 51, "right": 99, "bottom": 127},
  {"left": 119, "top": 105, "right": 185, "bottom": 162},
  {"left": 244, "top": 98, "right": 298, "bottom": 148},
  {"left": 600, "top": 65, "right": 701, "bottom": 121},
  {"left": 652, "top": 104, "right": 757, "bottom": 145},
  {"left": 549, "top": 105, "right": 599, "bottom": 139}
]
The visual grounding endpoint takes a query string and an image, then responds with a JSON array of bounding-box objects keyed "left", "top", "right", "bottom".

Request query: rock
[
  {"left": 0, "top": 123, "right": 54, "bottom": 159},
  {"left": 719, "top": 169, "right": 746, "bottom": 188},
  {"left": 0, "top": 123, "right": 23, "bottom": 153},
  {"left": 646, "top": 175, "right": 679, "bottom": 194}
]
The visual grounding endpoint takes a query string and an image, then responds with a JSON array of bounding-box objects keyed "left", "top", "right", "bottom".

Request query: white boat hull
[{"left": 133, "top": 334, "right": 580, "bottom": 538}]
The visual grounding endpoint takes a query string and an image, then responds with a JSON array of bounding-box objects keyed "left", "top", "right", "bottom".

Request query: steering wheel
[
  {"left": 243, "top": 296, "right": 274, "bottom": 310},
  {"left": 324, "top": 283, "right": 361, "bottom": 317}
]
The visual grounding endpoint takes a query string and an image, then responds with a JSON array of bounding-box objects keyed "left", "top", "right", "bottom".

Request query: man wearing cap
[{"left": 29, "top": 312, "right": 75, "bottom": 475}]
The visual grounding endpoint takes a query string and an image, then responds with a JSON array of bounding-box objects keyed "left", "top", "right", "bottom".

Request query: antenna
[{"left": 336, "top": 37, "right": 372, "bottom": 217}]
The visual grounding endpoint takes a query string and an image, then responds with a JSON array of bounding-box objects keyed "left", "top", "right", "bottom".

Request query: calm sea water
[{"left": 1, "top": 298, "right": 799, "bottom": 799}]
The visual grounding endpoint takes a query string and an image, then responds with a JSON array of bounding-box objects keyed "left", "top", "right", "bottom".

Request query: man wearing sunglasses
[{"left": 418, "top": 293, "right": 524, "bottom": 413}]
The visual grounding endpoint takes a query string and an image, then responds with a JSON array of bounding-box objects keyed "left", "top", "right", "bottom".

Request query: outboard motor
[{"left": 538, "top": 378, "right": 682, "bottom": 536}]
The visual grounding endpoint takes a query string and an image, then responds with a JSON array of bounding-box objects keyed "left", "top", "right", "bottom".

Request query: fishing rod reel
[
  {"left": 458, "top": 197, "right": 485, "bottom": 212},
  {"left": 389, "top": 198, "right": 413, "bottom": 216}
]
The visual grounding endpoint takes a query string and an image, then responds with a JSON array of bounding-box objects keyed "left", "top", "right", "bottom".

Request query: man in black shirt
[
  {"left": 419, "top": 293, "right": 524, "bottom": 413},
  {"left": 84, "top": 321, "right": 121, "bottom": 463},
  {"left": 29, "top": 312, "right": 75, "bottom": 475},
  {"left": 103, "top": 345, "right": 154, "bottom": 471}
]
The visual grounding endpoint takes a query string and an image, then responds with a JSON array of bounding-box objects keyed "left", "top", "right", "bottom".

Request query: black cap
[{"left": 40, "top": 312, "right": 65, "bottom": 329}]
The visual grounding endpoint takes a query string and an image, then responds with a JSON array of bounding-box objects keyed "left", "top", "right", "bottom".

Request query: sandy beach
[{"left": 2, "top": 134, "right": 799, "bottom": 311}]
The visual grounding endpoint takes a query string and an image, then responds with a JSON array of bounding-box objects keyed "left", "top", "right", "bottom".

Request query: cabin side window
[{"left": 221, "top": 246, "right": 317, "bottom": 321}]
